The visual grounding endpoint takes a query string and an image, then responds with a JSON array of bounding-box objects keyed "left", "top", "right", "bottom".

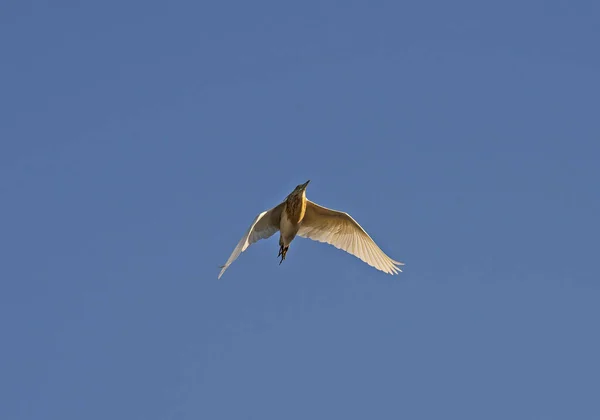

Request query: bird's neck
[{"left": 285, "top": 191, "right": 307, "bottom": 224}]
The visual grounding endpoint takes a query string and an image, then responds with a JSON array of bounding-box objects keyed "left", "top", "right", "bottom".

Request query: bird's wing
[
  {"left": 218, "top": 202, "right": 284, "bottom": 279},
  {"left": 298, "top": 200, "right": 404, "bottom": 275}
]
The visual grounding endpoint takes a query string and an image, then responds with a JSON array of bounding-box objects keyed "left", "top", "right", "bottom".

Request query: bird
[{"left": 218, "top": 180, "right": 404, "bottom": 279}]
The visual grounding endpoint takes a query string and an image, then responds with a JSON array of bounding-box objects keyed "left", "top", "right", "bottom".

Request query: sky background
[{"left": 1, "top": 1, "right": 599, "bottom": 419}]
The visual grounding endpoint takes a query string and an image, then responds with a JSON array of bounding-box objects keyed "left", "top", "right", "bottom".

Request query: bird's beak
[{"left": 302, "top": 180, "right": 310, "bottom": 189}]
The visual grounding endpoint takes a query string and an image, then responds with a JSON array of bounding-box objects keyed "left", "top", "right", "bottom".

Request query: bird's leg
[{"left": 278, "top": 245, "right": 289, "bottom": 265}]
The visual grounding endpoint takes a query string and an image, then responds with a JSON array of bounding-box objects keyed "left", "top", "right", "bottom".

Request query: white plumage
[{"left": 298, "top": 200, "right": 404, "bottom": 275}]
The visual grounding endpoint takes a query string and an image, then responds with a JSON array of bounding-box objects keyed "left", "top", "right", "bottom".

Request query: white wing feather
[
  {"left": 218, "top": 203, "right": 283, "bottom": 279},
  {"left": 298, "top": 200, "right": 404, "bottom": 275}
]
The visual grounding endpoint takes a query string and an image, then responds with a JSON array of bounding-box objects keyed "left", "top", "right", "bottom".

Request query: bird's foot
[{"left": 278, "top": 245, "right": 289, "bottom": 265}]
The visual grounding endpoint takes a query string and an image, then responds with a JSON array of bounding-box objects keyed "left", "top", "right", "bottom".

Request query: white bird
[{"left": 218, "top": 180, "right": 404, "bottom": 279}]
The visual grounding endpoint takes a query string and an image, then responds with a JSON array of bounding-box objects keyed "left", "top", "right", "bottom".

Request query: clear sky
[{"left": 1, "top": 1, "right": 599, "bottom": 419}]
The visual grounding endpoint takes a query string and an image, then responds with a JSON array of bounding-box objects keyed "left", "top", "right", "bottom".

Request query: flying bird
[{"left": 218, "top": 180, "right": 404, "bottom": 279}]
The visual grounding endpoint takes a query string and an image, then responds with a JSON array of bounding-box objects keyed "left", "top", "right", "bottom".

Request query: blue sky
[{"left": 1, "top": 1, "right": 599, "bottom": 419}]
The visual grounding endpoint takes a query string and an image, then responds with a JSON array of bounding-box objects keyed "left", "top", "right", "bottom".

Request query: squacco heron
[{"left": 218, "top": 180, "right": 404, "bottom": 279}]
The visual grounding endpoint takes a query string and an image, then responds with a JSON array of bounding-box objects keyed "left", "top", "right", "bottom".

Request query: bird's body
[
  {"left": 278, "top": 185, "right": 308, "bottom": 259},
  {"left": 218, "top": 180, "right": 404, "bottom": 279}
]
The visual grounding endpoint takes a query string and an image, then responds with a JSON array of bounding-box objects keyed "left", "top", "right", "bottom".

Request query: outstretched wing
[
  {"left": 218, "top": 203, "right": 284, "bottom": 279},
  {"left": 298, "top": 200, "right": 404, "bottom": 275}
]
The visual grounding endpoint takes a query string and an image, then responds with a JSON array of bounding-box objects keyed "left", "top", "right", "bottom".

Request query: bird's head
[{"left": 295, "top": 180, "right": 310, "bottom": 192}]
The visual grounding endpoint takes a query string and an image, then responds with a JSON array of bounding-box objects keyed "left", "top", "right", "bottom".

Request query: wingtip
[
  {"left": 390, "top": 264, "right": 404, "bottom": 275},
  {"left": 217, "top": 265, "right": 226, "bottom": 280}
]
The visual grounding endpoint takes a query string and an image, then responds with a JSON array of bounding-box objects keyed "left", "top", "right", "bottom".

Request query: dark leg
[{"left": 277, "top": 245, "right": 289, "bottom": 265}]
